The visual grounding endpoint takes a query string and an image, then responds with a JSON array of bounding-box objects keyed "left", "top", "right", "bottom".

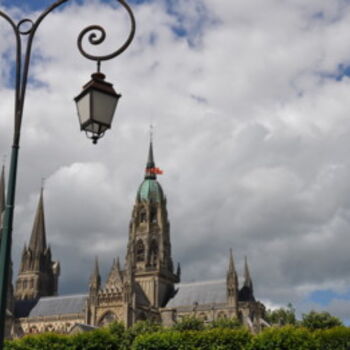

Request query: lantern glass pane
[
  {"left": 76, "top": 93, "right": 91, "bottom": 125},
  {"left": 84, "top": 122, "right": 108, "bottom": 134},
  {"left": 91, "top": 90, "right": 118, "bottom": 126}
]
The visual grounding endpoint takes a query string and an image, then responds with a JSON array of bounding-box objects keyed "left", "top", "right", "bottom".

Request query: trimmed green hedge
[
  {"left": 4, "top": 324, "right": 350, "bottom": 350},
  {"left": 132, "top": 328, "right": 252, "bottom": 350},
  {"left": 314, "top": 327, "right": 350, "bottom": 350},
  {"left": 251, "top": 326, "right": 317, "bottom": 350}
]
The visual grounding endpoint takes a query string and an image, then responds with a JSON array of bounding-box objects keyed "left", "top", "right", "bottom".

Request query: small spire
[
  {"left": 244, "top": 256, "right": 253, "bottom": 289},
  {"left": 228, "top": 248, "right": 235, "bottom": 273},
  {"left": 145, "top": 129, "right": 156, "bottom": 180},
  {"left": 93, "top": 256, "right": 100, "bottom": 278},
  {"left": 29, "top": 188, "right": 47, "bottom": 254},
  {"left": 90, "top": 256, "right": 101, "bottom": 291}
]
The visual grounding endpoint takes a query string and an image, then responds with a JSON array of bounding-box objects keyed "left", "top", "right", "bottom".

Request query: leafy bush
[
  {"left": 208, "top": 317, "right": 242, "bottom": 329},
  {"left": 314, "top": 326, "right": 350, "bottom": 350},
  {"left": 251, "top": 326, "right": 317, "bottom": 350},
  {"left": 301, "top": 311, "right": 343, "bottom": 331},
  {"left": 172, "top": 316, "right": 205, "bottom": 331},
  {"left": 123, "top": 320, "right": 162, "bottom": 349},
  {"left": 265, "top": 303, "right": 297, "bottom": 326},
  {"left": 132, "top": 328, "right": 252, "bottom": 350},
  {"left": 5, "top": 333, "right": 72, "bottom": 350},
  {"left": 72, "top": 328, "right": 121, "bottom": 350}
]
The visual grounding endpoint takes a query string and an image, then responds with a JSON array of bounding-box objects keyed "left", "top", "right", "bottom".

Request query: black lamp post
[{"left": 0, "top": 1, "right": 135, "bottom": 348}]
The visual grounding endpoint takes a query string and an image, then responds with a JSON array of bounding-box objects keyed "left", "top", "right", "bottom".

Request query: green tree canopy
[
  {"left": 301, "top": 310, "right": 343, "bottom": 331},
  {"left": 265, "top": 303, "right": 297, "bottom": 326}
]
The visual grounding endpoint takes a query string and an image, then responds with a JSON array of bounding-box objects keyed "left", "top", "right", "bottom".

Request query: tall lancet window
[
  {"left": 140, "top": 209, "right": 147, "bottom": 223},
  {"left": 149, "top": 239, "right": 158, "bottom": 267},
  {"left": 136, "top": 239, "right": 145, "bottom": 262},
  {"left": 150, "top": 209, "right": 157, "bottom": 223}
]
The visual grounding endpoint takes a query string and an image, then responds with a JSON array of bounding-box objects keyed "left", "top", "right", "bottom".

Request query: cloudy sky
[{"left": 1, "top": 0, "right": 350, "bottom": 323}]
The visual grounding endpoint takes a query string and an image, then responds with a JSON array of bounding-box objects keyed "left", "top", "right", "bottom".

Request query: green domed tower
[{"left": 125, "top": 140, "right": 179, "bottom": 310}]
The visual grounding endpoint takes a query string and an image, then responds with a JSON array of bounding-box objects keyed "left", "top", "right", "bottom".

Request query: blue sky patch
[{"left": 308, "top": 289, "right": 350, "bottom": 306}]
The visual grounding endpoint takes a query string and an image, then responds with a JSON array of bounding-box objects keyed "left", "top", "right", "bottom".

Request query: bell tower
[{"left": 125, "top": 139, "right": 179, "bottom": 308}]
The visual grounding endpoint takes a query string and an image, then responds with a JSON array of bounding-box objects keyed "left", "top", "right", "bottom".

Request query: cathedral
[{"left": 1, "top": 141, "right": 267, "bottom": 338}]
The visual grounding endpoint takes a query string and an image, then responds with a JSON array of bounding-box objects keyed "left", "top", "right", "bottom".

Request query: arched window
[
  {"left": 140, "top": 210, "right": 147, "bottom": 223},
  {"left": 136, "top": 240, "right": 145, "bottom": 262},
  {"left": 199, "top": 313, "right": 208, "bottom": 321},
  {"left": 98, "top": 311, "right": 117, "bottom": 326},
  {"left": 29, "top": 326, "right": 38, "bottom": 334},
  {"left": 30, "top": 279, "right": 34, "bottom": 288},
  {"left": 23, "top": 279, "right": 28, "bottom": 289},
  {"left": 150, "top": 209, "right": 157, "bottom": 223},
  {"left": 149, "top": 240, "right": 158, "bottom": 267},
  {"left": 217, "top": 311, "right": 227, "bottom": 319}
]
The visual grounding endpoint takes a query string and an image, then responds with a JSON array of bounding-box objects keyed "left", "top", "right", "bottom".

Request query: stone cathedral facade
[{"left": 1, "top": 142, "right": 267, "bottom": 338}]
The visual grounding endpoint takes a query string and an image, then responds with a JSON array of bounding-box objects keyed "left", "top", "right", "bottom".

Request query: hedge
[
  {"left": 314, "top": 326, "right": 350, "bottom": 350},
  {"left": 132, "top": 329, "right": 252, "bottom": 350},
  {"left": 4, "top": 324, "right": 350, "bottom": 350},
  {"left": 251, "top": 326, "right": 317, "bottom": 350}
]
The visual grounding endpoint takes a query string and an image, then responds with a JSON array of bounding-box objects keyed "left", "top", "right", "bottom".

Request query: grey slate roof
[
  {"left": 166, "top": 280, "right": 227, "bottom": 308},
  {"left": 19, "top": 294, "right": 88, "bottom": 318}
]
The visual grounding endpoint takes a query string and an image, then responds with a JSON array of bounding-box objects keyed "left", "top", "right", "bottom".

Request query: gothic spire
[
  {"left": 90, "top": 256, "right": 101, "bottom": 291},
  {"left": 226, "top": 249, "right": 238, "bottom": 310},
  {"left": 243, "top": 256, "right": 253, "bottom": 290},
  {"left": 0, "top": 165, "right": 5, "bottom": 230},
  {"left": 228, "top": 248, "right": 235, "bottom": 274},
  {"left": 29, "top": 187, "right": 47, "bottom": 254}
]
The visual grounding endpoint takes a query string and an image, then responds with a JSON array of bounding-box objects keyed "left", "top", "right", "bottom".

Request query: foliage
[
  {"left": 5, "top": 322, "right": 350, "bottom": 350},
  {"left": 123, "top": 320, "right": 162, "bottom": 349},
  {"left": 301, "top": 310, "right": 343, "bottom": 331},
  {"left": 107, "top": 321, "right": 125, "bottom": 339},
  {"left": 72, "top": 328, "right": 121, "bottom": 350},
  {"left": 4, "top": 333, "right": 73, "bottom": 350},
  {"left": 265, "top": 303, "right": 297, "bottom": 326},
  {"left": 207, "top": 317, "right": 242, "bottom": 329},
  {"left": 172, "top": 315, "right": 205, "bottom": 331},
  {"left": 251, "top": 326, "right": 317, "bottom": 350},
  {"left": 314, "top": 326, "right": 350, "bottom": 350},
  {"left": 132, "top": 328, "right": 252, "bottom": 350}
]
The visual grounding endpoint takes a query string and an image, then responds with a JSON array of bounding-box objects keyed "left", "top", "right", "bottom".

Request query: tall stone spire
[
  {"left": 226, "top": 249, "right": 238, "bottom": 311},
  {"left": 29, "top": 187, "right": 47, "bottom": 254},
  {"left": 15, "top": 187, "right": 60, "bottom": 301},
  {"left": 89, "top": 257, "right": 101, "bottom": 293},
  {"left": 238, "top": 256, "right": 255, "bottom": 302},
  {"left": 243, "top": 256, "right": 253, "bottom": 290},
  {"left": 0, "top": 165, "right": 5, "bottom": 231}
]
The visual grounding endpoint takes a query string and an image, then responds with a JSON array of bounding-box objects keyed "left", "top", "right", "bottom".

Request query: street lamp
[
  {"left": 0, "top": 0, "right": 136, "bottom": 347},
  {"left": 75, "top": 71, "right": 121, "bottom": 144}
]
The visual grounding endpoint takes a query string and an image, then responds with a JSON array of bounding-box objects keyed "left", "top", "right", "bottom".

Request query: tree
[
  {"left": 208, "top": 317, "right": 242, "bottom": 329},
  {"left": 301, "top": 310, "right": 343, "bottom": 331},
  {"left": 265, "top": 303, "right": 297, "bottom": 326},
  {"left": 172, "top": 316, "right": 205, "bottom": 331}
]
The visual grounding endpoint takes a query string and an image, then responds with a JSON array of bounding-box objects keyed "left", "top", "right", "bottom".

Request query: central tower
[{"left": 125, "top": 140, "right": 179, "bottom": 308}]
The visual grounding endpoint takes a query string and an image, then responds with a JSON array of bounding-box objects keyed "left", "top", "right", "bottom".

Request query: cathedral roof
[
  {"left": 166, "top": 280, "right": 227, "bottom": 308},
  {"left": 15, "top": 294, "right": 87, "bottom": 318}
]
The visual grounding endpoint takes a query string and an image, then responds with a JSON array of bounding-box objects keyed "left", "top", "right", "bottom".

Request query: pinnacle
[{"left": 29, "top": 189, "right": 47, "bottom": 254}]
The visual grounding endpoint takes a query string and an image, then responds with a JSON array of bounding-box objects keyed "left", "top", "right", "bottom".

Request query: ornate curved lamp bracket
[{"left": 0, "top": 0, "right": 136, "bottom": 140}]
